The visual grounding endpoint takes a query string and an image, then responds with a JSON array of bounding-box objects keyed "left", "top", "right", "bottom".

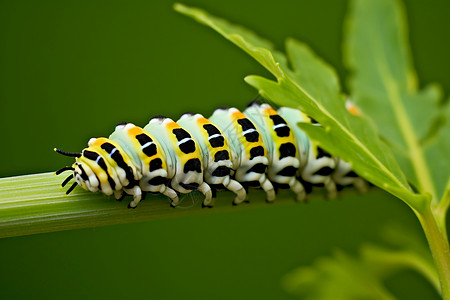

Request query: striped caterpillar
[{"left": 55, "top": 101, "right": 367, "bottom": 208}]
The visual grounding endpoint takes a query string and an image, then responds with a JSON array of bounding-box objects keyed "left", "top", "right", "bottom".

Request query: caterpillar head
[{"left": 54, "top": 148, "right": 99, "bottom": 195}]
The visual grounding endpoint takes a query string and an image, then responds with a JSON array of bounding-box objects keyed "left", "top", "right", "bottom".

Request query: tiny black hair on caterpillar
[{"left": 55, "top": 102, "right": 367, "bottom": 208}]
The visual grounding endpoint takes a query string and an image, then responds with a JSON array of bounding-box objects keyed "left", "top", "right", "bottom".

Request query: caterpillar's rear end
[{"left": 55, "top": 101, "right": 367, "bottom": 208}]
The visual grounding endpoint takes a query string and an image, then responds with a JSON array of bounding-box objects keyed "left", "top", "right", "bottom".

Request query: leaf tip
[
  {"left": 173, "top": 2, "right": 205, "bottom": 21},
  {"left": 173, "top": 2, "right": 186, "bottom": 13}
]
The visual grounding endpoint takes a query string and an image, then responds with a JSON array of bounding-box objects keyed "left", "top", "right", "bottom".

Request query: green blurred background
[{"left": 0, "top": 0, "right": 448, "bottom": 299}]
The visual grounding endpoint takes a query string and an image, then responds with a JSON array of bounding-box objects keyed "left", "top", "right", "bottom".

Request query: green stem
[
  {"left": 0, "top": 172, "right": 322, "bottom": 238},
  {"left": 417, "top": 207, "right": 450, "bottom": 299},
  {"left": 434, "top": 189, "right": 450, "bottom": 242}
]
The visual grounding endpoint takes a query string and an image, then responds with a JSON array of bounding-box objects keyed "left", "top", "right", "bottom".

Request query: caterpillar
[{"left": 55, "top": 101, "right": 367, "bottom": 208}]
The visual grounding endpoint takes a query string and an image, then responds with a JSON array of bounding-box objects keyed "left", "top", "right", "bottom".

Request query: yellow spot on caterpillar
[{"left": 128, "top": 126, "right": 142, "bottom": 136}]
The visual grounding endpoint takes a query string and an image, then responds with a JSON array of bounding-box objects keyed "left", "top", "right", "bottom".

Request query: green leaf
[
  {"left": 362, "top": 224, "right": 440, "bottom": 292},
  {"left": 282, "top": 250, "right": 398, "bottom": 300},
  {"left": 426, "top": 102, "right": 450, "bottom": 223},
  {"left": 282, "top": 224, "right": 440, "bottom": 299},
  {"left": 344, "top": 0, "right": 448, "bottom": 207},
  {"left": 174, "top": 3, "right": 427, "bottom": 210}
]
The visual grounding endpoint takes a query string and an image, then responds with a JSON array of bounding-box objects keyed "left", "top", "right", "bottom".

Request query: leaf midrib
[{"left": 376, "top": 58, "right": 437, "bottom": 203}]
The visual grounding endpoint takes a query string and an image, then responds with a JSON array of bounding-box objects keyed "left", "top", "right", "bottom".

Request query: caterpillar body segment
[
  {"left": 276, "top": 107, "right": 310, "bottom": 168},
  {"left": 302, "top": 145, "right": 338, "bottom": 198},
  {"left": 77, "top": 148, "right": 119, "bottom": 196},
  {"left": 87, "top": 137, "right": 136, "bottom": 190},
  {"left": 109, "top": 122, "right": 176, "bottom": 208},
  {"left": 209, "top": 107, "right": 275, "bottom": 202},
  {"left": 244, "top": 102, "right": 305, "bottom": 201},
  {"left": 144, "top": 117, "right": 212, "bottom": 206},
  {"left": 277, "top": 107, "right": 338, "bottom": 198},
  {"left": 56, "top": 102, "right": 366, "bottom": 208},
  {"left": 177, "top": 113, "right": 246, "bottom": 205}
]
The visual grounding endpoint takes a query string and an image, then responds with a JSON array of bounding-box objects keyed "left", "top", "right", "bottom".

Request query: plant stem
[
  {"left": 0, "top": 172, "right": 235, "bottom": 238},
  {"left": 0, "top": 172, "right": 326, "bottom": 238},
  {"left": 434, "top": 189, "right": 450, "bottom": 242},
  {"left": 417, "top": 206, "right": 450, "bottom": 299}
]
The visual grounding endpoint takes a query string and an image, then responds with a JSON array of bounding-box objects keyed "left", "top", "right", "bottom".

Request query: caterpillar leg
[
  {"left": 139, "top": 174, "right": 179, "bottom": 206},
  {"left": 161, "top": 185, "right": 180, "bottom": 207},
  {"left": 126, "top": 185, "right": 143, "bottom": 208},
  {"left": 204, "top": 172, "right": 246, "bottom": 205},
  {"left": 198, "top": 182, "right": 213, "bottom": 207},
  {"left": 259, "top": 175, "right": 276, "bottom": 202},
  {"left": 224, "top": 179, "right": 246, "bottom": 205},
  {"left": 332, "top": 160, "right": 368, "bottom": 193},
  {"left": 324, "top": 177, "right": 338, "bottom": 199},
  {"left": 301, "top": 173, "right": 338, "bottom": 199},
  {"left": 301, "top": 156, "right": 337, "bottom": 198},
  {"left": 349, "top": 177, "right": 368, "bottom": 193},
  {"left": 289, "top": 179, "right": 307, "bottom": 202},
  {"left": 114, "top": 190, "right": 124, "bottom": 201}
]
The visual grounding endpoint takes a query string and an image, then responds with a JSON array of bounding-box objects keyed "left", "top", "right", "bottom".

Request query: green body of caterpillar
[{"left": 55, "top": 101, "right": 367, "bottom": 208}]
